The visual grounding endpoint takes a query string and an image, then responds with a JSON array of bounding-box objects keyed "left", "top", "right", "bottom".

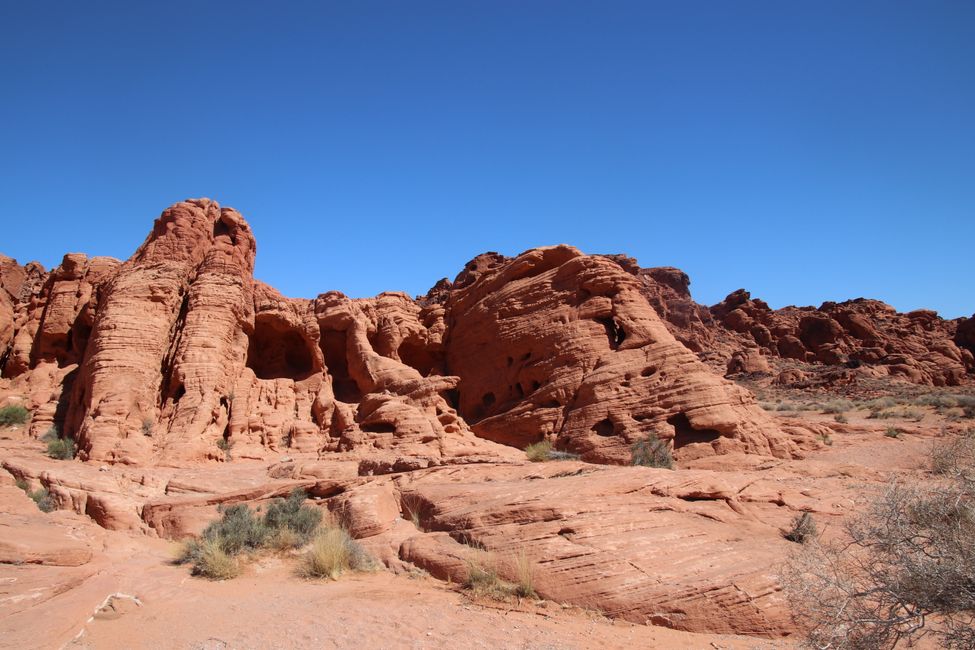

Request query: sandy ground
[{"left": 66, "top": 558, "right": 789, "bottom": 650}]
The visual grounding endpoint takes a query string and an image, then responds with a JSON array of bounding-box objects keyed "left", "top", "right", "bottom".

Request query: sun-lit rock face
[
  {"left": 443, "top": 246, "right": 795, "bottom": 463},
  {"left": 0, "top": 198, "right": 800, "bottom": 465}
]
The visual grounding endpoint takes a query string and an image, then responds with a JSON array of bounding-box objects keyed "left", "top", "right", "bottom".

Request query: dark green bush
[
  {"left": 0, "top": 405, "right": 29, "bottom": 426},
  {"left": 43, "top": 427, "right": 76, "bottom": 460},
  {"left": 262, "top": 489, "right": 322, "bottom": 545},
  {"left": 201, "top": 503, "right": 269, "bottom": 555}
]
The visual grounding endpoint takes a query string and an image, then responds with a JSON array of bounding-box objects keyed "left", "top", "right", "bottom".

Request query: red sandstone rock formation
[{"left": 1, "top": 198, "right": 966, "bottom": 471}]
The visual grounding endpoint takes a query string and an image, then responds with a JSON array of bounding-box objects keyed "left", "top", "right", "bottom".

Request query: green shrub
[
  {"left": 15, "top": 477, "right": 29, "bottom": 492},
  {"left": 833, "top": 413, "right": 848, "bottom": 424},
  {"left": 885, "top": 427, "right": 901, "bottom": 439},
  {"left": 631, "top": 434, "right": 673, "bottom": 469},
  {"left": 783, "top": 512, "right": 817, "bottom": 544},
  {"left": 201, "top": 503, "right": 269, "bottom": 555},
  {"left": 262, "top": 489, "right": 322, "bottom": 544},
  {"left": 44, "top": 427, "right": 76, "bottom": 460},
  {"left": 216, "top": 437, "right": 233, "bottom": 460},
  {"left": 0, "top": 405, "right": 29, "bottom": 426},
  {"left": 30, "top": 487, "right": 56, "bottom": 513}
]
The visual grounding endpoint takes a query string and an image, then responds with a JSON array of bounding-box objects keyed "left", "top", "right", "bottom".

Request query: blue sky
[{"left": 1, "top": 1, "right": 972, "bottom": 317}]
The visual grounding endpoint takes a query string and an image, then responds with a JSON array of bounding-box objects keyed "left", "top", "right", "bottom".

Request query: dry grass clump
[
  {"left": 297, "top": 526, "right": 373, "bottom": 580},
  {"left": 524, "top": 439, "right": 579, "bottom": 462},
  {"left": 631, "top": 433, "right": 673, "bottom": 469},
  {"left": 821, "top": 399, "right": 854, "bottom": 414},
  {"left": 184, "top": 539, "right": 241, "bottom": 580},
  {"left": 463, "top": 549, "right": 538, "bottom": 601},
  {"left": 525, "top": 440, "right": 552, "bottom": 462},
  {"left": 884, "top": 426, "right": 901, "bottom": 439}
]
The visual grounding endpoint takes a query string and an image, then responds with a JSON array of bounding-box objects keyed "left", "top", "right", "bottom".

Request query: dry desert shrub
[
  {"left": 781, "top": 441, "right": 975, "bottom": 649},
  {"left": 298, "top": 526, "right": 372, "bottom": 580},
  {"left": 631, "top": 433, "right": 673, "bottom": 469}
]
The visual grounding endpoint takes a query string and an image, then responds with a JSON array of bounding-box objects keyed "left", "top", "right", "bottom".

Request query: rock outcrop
[{"left": 5, "top": 198, "right": 968, "bottom": 469}]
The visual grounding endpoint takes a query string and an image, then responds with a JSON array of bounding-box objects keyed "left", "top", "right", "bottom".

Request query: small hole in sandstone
[
  {"left": 592, "top": 418, "right": 616, "bottom": 437},
  {"left": 482, "top": 392, "right": 496, "bottom": 407},
  {"left": 361, "top": 422, "right": 397, "bottom": 434},
  {"left": 641, "top": 366, "right": 657, "bottom": 377},
  {"left": 514, "top": 383, "right": 525, "bottom": 398},
  {"left": 530, "top": 380, "right": 541, "bottom": 392},
  {"left": 521, "top": 352, "right": 532, "bottom": 361},
  {"left": 542, "top": 400, "right": 561, "bottom": 408}
]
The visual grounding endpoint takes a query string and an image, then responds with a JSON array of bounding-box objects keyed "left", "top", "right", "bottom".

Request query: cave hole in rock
[
  {"left": 592, "top": 418, "right": 617, "bottom": 437},
  {"left": 213, "top": 219, "right": 231, "bottom": 239},
  {"left": 320, "top": 329, "right": 363, "bottom": 402},
  {"left": 514, "top": 383, "right": 525, "bottom": 398},
  {"left": 667, "top": 413, "right": 721, "bottom": 449},
  {"left": 247, "top": 317, "right": 315, "bottom": 381},
  {"left": 596, "top": 317, "right": 626, "bottom": 349},
  {"left": 641, "top": 366, "right": 657, "bottom": 377},
  {"left": 397, "top": 339, "right": 442, "bottom": 377},
  {"left": 482, "top": 392, "right": 496, "bottom": 407},
  {"left": 361, "top": 422, "right": 397, "bottom": 434},
  {"left": 530, "top": 380, "right": 541, "bottom": 392}
]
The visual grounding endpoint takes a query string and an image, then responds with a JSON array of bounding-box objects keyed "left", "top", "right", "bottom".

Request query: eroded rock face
[
  {"left": 7, "top": 198, "right": 963, "bottom": 469},
  {"left": 0, "top": 200, "right": 509, "bottom": 467},
  {"left": 444, "top": 247, "right": 795, "bottom": 462},
  {"left": 708, "top": 291, "right": 973, "bottom": 386}
]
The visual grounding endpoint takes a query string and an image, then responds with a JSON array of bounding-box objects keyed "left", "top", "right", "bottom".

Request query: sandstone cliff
[{"left": 0, "top": 199, "right": 800, "bottom": 465}]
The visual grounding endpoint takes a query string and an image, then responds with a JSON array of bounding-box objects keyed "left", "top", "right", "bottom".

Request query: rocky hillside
[{"left": 0, "top": 199, "right": 800, "bottom": 467}]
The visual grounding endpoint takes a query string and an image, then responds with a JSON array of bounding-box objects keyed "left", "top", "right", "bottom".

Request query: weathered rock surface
[
  {"left": 444, "top": 247, "right": 795, "bottom": 462},
  {"left": 0, "top": 199, "right": 802, "bottom": 465}
]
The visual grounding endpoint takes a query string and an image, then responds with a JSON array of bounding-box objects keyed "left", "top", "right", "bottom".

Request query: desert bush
[
  {"left": 30, "top": 487, "right": 56, "bottom": 513},
  {"left": 819, "top": 432, "right": 833, "bottom": 446},
  {"left": 631, "top": 434, "right": 673, "bottom": 469},
  {"left": 298, "top": 526, "right": 372, "bottom": 579},
  {"left": 43, "top": 427, "right": 76, "bottom": 460},
  {"left": 782, "top": 434, "right": 975, "bottom": 650},
  {"left": 141, "top": 418, "right": 154, "bottom": 436},
  {"left": 216, "top": 437, "right": 233, "bottom": 460},
  {"left": 525, "top": 440, "right": 552, "bottom": 462},
  {"left": 201, "top": 503, "right": 270, "bottom": 555},
  {"left": 262, "top": 489, "right": 322, "bottom": 544},
  {"left": 187, "top": 539, "right": 240, "bottom": 580},
  {"left": 833, "top": 413, "right": 848, "bottom": 424},
  {"left": 931, "top": 431, "right": 975, "bottom": 483},
  {"left": 783, "top": 512, "right": 817, "bottom": 544},
  {"left": 884, "top": 427, "right": 901, "bottom": 438},
  {"left": 14, "top": 477, "right": 29, "bottom": 491},
  {"left": 0, "top": 405, "right": 29, "bottom": 426},
  {"left": 821, "top": 399, "right": 854, "bottom": 414}
]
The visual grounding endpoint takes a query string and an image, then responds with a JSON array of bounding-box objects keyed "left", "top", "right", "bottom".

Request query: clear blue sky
[{"left": 1, "top": 1, "right": 972, "bottom": 317}]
